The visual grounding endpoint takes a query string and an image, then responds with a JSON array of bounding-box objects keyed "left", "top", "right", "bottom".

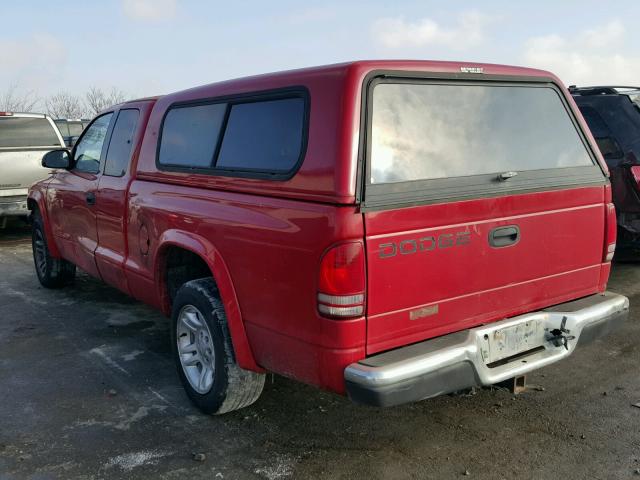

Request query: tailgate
[
  {"left": 361, "top": 77, "right": 608, "bottom": 354},
  {"left": 0, "top": 150, "right": 52, "bottom": 196}
]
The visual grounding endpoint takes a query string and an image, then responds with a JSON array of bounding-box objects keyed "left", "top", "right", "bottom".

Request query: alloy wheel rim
[{"left": 176, "top": 305, "right": 215, "bottom": 394}]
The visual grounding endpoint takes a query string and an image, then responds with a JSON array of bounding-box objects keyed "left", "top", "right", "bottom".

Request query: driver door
[{"left": 48, "top": 113, "right": 113, "bottom": 278}]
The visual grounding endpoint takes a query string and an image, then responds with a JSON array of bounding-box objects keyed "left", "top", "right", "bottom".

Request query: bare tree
[
  {"left": 45, "top": 91, "right": 86, "bottom": 119},
  {"left": 0, "top": 82, "right": 40, "bottom": 112},
  {"left": 85, "top": 86, "right": 128, "bottom": 115}
]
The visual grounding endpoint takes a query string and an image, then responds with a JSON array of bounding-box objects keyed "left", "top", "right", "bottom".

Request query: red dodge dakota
[{"left": 28, "top": 60, "right": 629, "bottom": 414}]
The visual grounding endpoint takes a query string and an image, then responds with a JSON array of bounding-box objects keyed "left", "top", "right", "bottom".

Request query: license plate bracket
[{"left": 481, "top": 319, "right": 545, "bottom": 365}]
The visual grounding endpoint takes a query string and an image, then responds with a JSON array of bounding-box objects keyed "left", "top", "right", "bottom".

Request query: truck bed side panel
[{"left": 125, "top": 180, "right": 366, "bottom": 392}]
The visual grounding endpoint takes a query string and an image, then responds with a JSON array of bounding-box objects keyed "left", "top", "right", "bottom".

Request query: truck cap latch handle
[{"left": 497, "top": 171, "right": 518, "bottom": 181}]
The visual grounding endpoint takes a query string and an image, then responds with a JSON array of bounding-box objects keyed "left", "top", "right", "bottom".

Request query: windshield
[
  {"left": 0, "top": 117, "right": 61, "bottom": 148},
  {"left": 370, "top": 83, "right": 594, "bottom": 184}
]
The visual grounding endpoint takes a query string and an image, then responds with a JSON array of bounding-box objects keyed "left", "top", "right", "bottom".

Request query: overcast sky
[{"left": 2, "top": 0, "right": 640, "bottom": 99}]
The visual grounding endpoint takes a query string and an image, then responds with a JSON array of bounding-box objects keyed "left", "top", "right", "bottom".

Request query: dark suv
[{"left": 570, "top": 86, "right": 640, "bottom": 256}]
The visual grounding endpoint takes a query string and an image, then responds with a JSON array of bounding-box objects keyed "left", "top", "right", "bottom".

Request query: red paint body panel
[
  {"left": 135, "top": 65, "right": 358, "bottom": 204},
  {"left": 125, "top": 180, "right": 366, "bottom": 380},
  {"left": 364, "top": 187, "right": 607, "bottom": 353},
  {"left": 28, "top": 60, "right": 613, "bottom": 395},
  {"left": 47, "top": 170, "right": 101, "bottom": 278},
  {"left": 27, "top": 185, "right": 61, "bottom": 258}
]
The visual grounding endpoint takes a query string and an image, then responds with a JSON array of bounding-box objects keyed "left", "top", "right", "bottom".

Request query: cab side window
[
  {"left": 104, "top": 109, "right": 140, "bottom": 176},
  {"left": 73, "top": 113, "right": 113, "bottom": 173}
]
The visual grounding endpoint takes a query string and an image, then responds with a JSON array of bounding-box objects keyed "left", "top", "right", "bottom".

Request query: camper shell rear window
[{"left": 362, "top": 75, "right": 605, "bottom": 209}]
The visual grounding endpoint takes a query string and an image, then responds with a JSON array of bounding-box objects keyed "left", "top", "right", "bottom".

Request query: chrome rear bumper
[{"left": 345, "top": 292, "right": 629, "bottom": 407}]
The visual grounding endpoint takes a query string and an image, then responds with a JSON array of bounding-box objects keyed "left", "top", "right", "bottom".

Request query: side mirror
[{"left": 42, "top": 149, "right": 71, "bottom": 169}]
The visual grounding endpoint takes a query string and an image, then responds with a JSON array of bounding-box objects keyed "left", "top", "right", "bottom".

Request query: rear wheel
[
  {"left": 31, "top": 210, "right": 75, "bottom": 288},
  {"left": 171, "top": 278, "right": 265, "bottom": 414}
]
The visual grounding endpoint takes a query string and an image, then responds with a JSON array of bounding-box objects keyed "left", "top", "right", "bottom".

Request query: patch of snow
[
  {"left": 122, "top": 349, "right": 145, "bottom": 362},
  {"left": 254, "top": 454, "right": 297, "bottom": 480},
  {"left": 89, "top": 345, "right": 130, "bottom": 376},
  {"left": 105, "top": 450, "right": 167, "bottom": 471}
]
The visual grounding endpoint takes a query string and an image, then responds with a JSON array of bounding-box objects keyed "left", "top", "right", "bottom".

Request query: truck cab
[{"left": 29, "top": 61, "right": 629, "bottom": 414}]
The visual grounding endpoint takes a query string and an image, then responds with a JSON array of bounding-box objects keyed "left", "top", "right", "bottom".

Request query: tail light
[
  {"left": 317, "top": 242, "right": 365, "bottom": 318},
  {"left": 0, "top": 112, "right": 13, "bottom": 116},
  {"left": 604, "top": 193, "right": 617, "bottom": 263}
]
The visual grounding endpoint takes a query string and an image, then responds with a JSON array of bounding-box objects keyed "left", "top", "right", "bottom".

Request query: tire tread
[
  {"left": 31, "top": 210, "right": 75, "bottom": 288},
  {"left": 173, "top": 278, "right": 264, "bottom": 415}
]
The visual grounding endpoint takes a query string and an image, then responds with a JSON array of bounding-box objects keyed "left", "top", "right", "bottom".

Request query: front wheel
[
  {"left": 31, "top": 210, "right": 75, "bottom": 288},
  {"left": 171, "top": 278, "right": 265, "bottom": 414}
]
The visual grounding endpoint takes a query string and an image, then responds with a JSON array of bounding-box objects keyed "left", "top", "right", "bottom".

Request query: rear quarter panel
[{"left": 125, "top": 181, "right": 366, "bottom": 392}]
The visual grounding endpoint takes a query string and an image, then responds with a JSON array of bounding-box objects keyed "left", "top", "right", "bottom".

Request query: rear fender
[
  {"left": 27, "top": 189, "right": 62, "bottom": 258},
  {"left": 154, "top": 230, "right": 262, "bottom": 372}
]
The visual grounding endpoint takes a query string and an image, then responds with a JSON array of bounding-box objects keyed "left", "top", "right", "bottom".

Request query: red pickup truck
[{"left": 29, "top": 60, "right": 629, "bottom": 414}]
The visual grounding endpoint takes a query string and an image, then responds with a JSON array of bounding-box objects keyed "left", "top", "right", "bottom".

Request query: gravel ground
[{"left": 0, "top": 218, "right": 639, "bottom": 480}]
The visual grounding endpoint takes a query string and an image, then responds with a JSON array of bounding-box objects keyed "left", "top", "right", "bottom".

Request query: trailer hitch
[{"left": 547, "top": 316, "right": 576, "bottom": 350}]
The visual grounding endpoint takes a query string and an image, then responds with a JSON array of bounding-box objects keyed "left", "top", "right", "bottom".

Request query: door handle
[
  {"left": 489, "top": 225, "right": 520, "bottom": 248},
  {"left": 86, "top": 192, "right": 96, "bottom": 206}
]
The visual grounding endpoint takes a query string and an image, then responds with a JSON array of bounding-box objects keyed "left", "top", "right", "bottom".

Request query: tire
[
  {"left": 171, "top": 278, "right": 265, "bottom": 414},
  {"left": 31, "top": 210, "right": 76, "bottom": 288}
]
